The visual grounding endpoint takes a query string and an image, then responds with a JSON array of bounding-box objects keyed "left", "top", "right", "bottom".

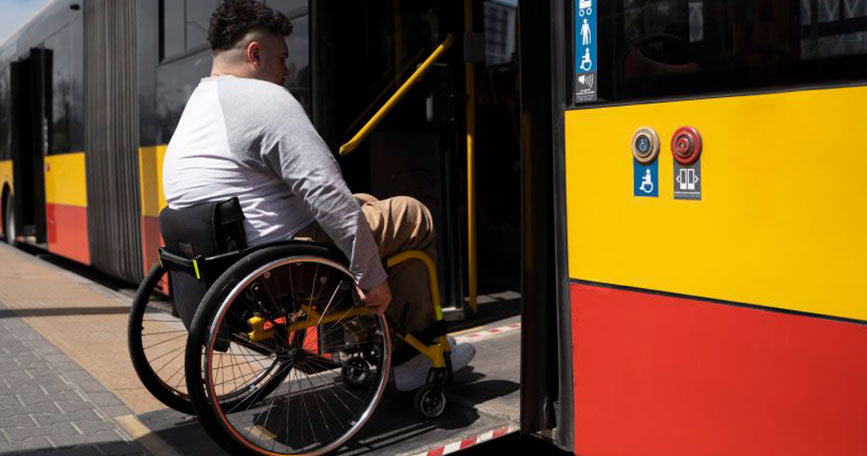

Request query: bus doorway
[
  {"left": 314, "top": 0, "right": 522, "bottom": 324},
  {"left": 9, "top": 47, "right": 49, "bottom": 244},
  {"left": 305, "top": 0, "right": 527, "bottom": 453}
]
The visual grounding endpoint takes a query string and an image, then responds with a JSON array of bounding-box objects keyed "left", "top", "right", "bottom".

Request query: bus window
[
  {"left": 803, "top": 0, "right": 867, "bottom": 59},
  {"left": 160, "top": 0, "right": 218, "bottom": 61},
  {"left": 484, "top": 0, "right": 518, "bottom": 65},
  {"left": 0, "top": 66, "right": 8, "bottom": 161},
  {"left": 160, "top": 0, "right": 185, "bottom": 61},
  {"left": 266, "top": 0, "right": 307, "bottom": 14},
  {"left": 590, "top": 0, "right": 867, "bottom": 104},
  {"left": 45, "top": 27, "right": 72, "bottom": 155},
  {"left": 186, "top": 0, "right": 219, "bottom": 51},
  {"left": 266, "top": 0, "right": 310, "bottom": 113}
]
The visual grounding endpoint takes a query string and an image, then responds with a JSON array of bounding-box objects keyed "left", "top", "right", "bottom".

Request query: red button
[{"left": 671, "top": 126, "right": 702, "bottom": 165}]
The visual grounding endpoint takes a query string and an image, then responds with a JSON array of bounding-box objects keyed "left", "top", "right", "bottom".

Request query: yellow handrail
[
  {"left": 464, "top": 0, "right": 478, "bottom": 315},
  {"left": 339, "top": 34, "right": 455, "bottom": 156}
]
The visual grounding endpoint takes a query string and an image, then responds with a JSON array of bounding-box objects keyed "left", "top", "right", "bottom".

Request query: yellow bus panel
[
  {"left": 565, "top": 86, "right": 867, "bottom": 321},
  {"left": 44, "top": 153, "right": 87, "bottom": 207},
  {"left": 138, "top": 145, "right": 168, "bottom": 218},
  {"left": 0, "top": 160, "right": 11, "bottom": 194}
]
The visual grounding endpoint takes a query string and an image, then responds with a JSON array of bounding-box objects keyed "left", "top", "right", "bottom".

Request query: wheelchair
[{"left": 127, "top": 197, "right": 454, "bottom": 455}]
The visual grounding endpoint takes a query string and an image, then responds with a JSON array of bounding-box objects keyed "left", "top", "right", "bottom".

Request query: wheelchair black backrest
[{"left": 159, "top": 197, "right": 247, "bottom": 329}]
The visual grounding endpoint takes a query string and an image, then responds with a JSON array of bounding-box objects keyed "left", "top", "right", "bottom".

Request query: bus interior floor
[{"left": 137, "top": 319, "right": 522, "bottom": 456}]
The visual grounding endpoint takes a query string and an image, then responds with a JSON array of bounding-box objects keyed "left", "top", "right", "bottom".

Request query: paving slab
[
  {"left": 0, "top": 300, "right": 146, "bottom": 455},
  {"left": 0, "top": 244, "right": 164, "bottom": 415}
]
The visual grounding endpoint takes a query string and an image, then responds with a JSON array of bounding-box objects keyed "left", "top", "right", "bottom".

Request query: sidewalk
[
  {"left": 0, "top": 244, "right": 166, "bottom": 416},
  {"left": 0, "top": 300, "right": 145, "bottom": 455}
]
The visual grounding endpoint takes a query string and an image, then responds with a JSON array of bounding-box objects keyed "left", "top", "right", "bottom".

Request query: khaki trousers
[{"left": 294, "top": 193, "right": 436, "bottom": 333}]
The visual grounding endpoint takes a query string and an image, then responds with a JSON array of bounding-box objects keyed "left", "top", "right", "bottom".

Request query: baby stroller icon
[{"left": 579, "top": 0, "right": 592, "bottom": 16}]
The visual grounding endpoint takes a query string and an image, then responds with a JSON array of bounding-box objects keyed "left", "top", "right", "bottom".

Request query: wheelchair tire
[
  {"left": 185, "top": 243, "right": 392, "bottom": 456},
  {"left": 128, "top": 264, "right": 195, "bottom": 414},
  {"left": 129, "top": 263, "right": 292, "bottom": 415},
  {"left": 414, "top": 384, "right": 447, "bottom": 419}
]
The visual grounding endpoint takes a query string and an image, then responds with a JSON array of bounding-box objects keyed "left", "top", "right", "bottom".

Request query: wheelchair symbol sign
[
  {"left": 579, "top": 49, "right": 593, "bottom": 71},
  {"left": 634, "top": 160, "right": 659, "bottom": 198}
]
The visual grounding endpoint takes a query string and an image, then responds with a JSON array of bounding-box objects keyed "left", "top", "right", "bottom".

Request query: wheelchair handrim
[{"left": 203, "top": 255, "right": 392, "bottom": 456}]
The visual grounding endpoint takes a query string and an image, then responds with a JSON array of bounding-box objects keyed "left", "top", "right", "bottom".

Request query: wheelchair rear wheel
[
  {"left": 129, "top": 264, "right": 289, "bottom": 414},
  {"left": 185, "top": 243, "right": 391, "bottom": 456},
  {"left": 128, "top": 264, "right": 194, "bottom": 413}
]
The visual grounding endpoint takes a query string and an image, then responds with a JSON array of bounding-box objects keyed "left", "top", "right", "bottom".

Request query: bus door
[
  {"left": 557, "top": 0, "right": 867, "bottom": 454},
  {"left": 9, "top": 47, "right": 49, "bottom": 243},
  {"left": 313, "top": 0, "right": 522, "bottom": 323}
]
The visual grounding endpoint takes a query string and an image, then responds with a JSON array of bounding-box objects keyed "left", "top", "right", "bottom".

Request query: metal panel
[
  {"left": 549, "top": 0, "right": 574, "bottom": 449},
  {"left": 84, "top": 0, "right": 143, "bottom": 282},
  {"left": 517, "top": 0, "right": 560, "bottom": 437},
  {"left": 570, "top": 282, "right": 867, "bottom": 456},
  {"left": 564, "top": 86, "right": 867, "bottom": 322}
]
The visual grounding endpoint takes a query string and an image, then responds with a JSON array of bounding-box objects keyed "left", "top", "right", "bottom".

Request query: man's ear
[{"left": 246, "top": 41, "right": 261, "bottom": 68}]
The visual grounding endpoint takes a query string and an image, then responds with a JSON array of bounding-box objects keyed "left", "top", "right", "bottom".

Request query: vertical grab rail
[{"left": 464, "top": 0, "right": 478, "bottom": 315}]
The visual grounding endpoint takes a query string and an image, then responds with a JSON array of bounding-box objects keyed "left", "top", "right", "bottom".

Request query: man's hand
[{"left": 357, "top": 280, "right": 391, "bottom": 315}]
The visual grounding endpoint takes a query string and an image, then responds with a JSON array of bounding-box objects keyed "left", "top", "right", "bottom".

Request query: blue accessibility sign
[
  {"left": 574, "top": 0, "right": 597, "bottom": 103},
  {"left": 634, "top": 160, "right": 658, "bottom": 198}
]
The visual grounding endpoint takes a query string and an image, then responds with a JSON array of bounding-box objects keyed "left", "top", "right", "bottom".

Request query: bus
[{"left": 1, "top": 0, "right": 866, "bottom": 454}]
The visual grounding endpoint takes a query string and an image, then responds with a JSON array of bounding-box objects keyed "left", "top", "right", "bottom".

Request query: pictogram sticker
[
  {"left": 673, "top": 161, "right": 701, "bottom": 200},
  {"left": 574, "top": 0, "right": 597, "bottom": 103},
  {"left": 634, "top": 161, "right": 659, "bottom": 198}
]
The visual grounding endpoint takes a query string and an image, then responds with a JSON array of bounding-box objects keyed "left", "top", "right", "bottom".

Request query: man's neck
[{"left": 211, "top": 52, "right": 250, "bottom": 78}]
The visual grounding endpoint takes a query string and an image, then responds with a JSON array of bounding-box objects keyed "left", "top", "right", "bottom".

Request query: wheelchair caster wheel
[
  {"left": 342, "top": 356, "right": 371, "bottom": 387},
  {"left": 414, "top": 384, "right": 447, "bottom": 419}
]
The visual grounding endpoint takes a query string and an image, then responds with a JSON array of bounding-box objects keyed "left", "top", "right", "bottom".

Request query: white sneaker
[{"left": 393, "top": 336, "right": 476, "bottom": 392}]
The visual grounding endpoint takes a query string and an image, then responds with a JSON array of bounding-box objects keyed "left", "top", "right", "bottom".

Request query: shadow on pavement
[
  {"left": 0, "top": 307, "right": 131, "bottom": 319},
  {"left": 133, "top": 375, "right": 519, "bottom": 456},
  {"left": 0, "top": 441, "right": 148, "bottom": 456}
]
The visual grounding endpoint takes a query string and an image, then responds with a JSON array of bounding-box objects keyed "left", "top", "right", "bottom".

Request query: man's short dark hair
[{"left": 208, "top": 0, "right": 293, "bottom": 52}]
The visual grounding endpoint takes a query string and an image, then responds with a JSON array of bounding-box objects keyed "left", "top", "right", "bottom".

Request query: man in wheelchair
[{"left": 161, "top": 0, "right": 474, "bottom": 394}]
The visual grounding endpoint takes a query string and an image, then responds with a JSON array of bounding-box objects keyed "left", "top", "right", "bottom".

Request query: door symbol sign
[
  {"left": 677, "top": 168, "right": 699, "bottom": 190},
  {"left": 640, "top": 169, "right": 654, "bottom": 194}
]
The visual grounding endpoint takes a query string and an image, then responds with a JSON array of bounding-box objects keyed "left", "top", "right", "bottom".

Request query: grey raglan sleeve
[{"left": 227, "top": 83, "right": 387, "bottom": 289}]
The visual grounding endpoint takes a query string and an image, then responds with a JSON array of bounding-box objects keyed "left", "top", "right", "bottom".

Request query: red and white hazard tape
[
  {"left": 404, "top": 424, "right": 519, "bottom": 456},
  {"left": 453, "top": 322, "right": 521, "bottom": 345}
]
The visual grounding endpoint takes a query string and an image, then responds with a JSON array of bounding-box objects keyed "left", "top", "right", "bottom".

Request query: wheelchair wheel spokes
[
  {"left": 140, "top": 298, "right": 190, "bottom": 397},
  {"left": 129, "top": 264, "right": 195, "bottom": 413},
  {"left": 206, "top": 332, "right": 283, "bottom": 402},
  {"left": 202, "top": 256, "right": 391, "bottom": 456},
  {"left": 131, "top": 264, "right": 288, "bottom": 415}
]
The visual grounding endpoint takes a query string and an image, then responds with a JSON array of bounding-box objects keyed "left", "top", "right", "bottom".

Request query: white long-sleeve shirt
[{"left": 162, "top": 75, "right": 387, "bottom": 289}]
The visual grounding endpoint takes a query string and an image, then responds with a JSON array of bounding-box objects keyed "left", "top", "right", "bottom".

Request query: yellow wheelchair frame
[{"left": 246, "top": 250, "right": 452, "bottom": 372}]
